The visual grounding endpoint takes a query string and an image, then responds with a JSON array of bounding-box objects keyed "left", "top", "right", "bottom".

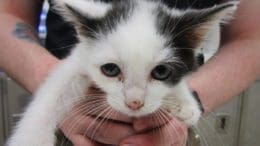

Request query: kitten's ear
[
  {"left": 53, "top": 0, "right": 112, "bottom": 22},
  {"left": 192, "top": 1, "right": 238, "bottom": 24},
  {"left": 170, "top": 1, "right": 238, "bottom": 49}
]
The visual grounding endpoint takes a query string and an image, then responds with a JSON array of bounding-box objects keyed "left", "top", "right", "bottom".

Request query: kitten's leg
[
  {"left": 7, "top": 57, "right": 90, "bottom": 146},
  {"left": 172, "top": 80, "right": 202, "bottom": 126}
]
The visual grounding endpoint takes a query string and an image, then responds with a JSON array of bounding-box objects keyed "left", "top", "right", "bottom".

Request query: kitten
[{"left": 7, "top": 0, "right": 237, "bottom": 145}]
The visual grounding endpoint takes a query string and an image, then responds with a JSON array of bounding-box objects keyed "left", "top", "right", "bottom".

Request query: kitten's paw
[
  {"left": 167, "top": 104, "right": 201, "bottom": 126},
  {"left": 171, "top": 104, "right": 201, "bottom": 126}
]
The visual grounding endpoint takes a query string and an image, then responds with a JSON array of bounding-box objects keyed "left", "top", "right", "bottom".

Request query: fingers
[
  {"left": 61, "top": 114, "right": 135, "bottom": 145},
  {"left": 83, "top": 117, "right": 136, "bottom": 145},
  {"left": 121, "top": 119, "right": 188, "bottom": 146},
  {"left": 60, "top": 84, "right": 135, "bottom": 145}
]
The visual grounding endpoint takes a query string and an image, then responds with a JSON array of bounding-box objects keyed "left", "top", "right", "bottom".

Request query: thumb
[
  {"left": 120, "top": 119, "right": 188, "bottom": 146},
  {"left": 120, "top": 134, "right": 155, "bottom": 146}
]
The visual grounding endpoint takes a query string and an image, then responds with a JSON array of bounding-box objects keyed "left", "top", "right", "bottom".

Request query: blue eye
[
  {"left": 151, "top": 65, "right": 171, "bottom": 81},
  {"left": 101, "top": 63, "right": 121, "bottom": 77}
]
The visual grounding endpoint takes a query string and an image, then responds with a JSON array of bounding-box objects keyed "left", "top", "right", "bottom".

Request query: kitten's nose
[
  {"left": 124, "top": 87, "right": 145, "bottom": 111},
  {"left": 125, "top": 99, "right": 144, "bottom": 111}
]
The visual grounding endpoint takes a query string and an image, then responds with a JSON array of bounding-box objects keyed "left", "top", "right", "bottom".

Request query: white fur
[
  {"left": 7, "top": 1, "right": 237, "bottom": 146},
  {"left": 54, "top": 0, "right": 112, "bottom": 22},
  {"left": 7, "top": 50, "right": 90, "bottom": 146}
]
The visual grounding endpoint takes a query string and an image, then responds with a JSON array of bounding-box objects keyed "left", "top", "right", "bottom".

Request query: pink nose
[{"left": 125, "top": 100, "right": 144, "bottom": 111}]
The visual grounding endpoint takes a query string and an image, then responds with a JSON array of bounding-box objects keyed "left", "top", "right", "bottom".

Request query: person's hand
[
  {"left": 120, "top": 117, "right": 188, "bottom": 146},
  {"left": 60, "top": 111, "right": 136, "bottom": 146},
  {"left": 59, "top": 86, "right": 187, "bottom": 146},
  {"left": 60, "top": 111, "right": 187, "bottom": 146},
  {"left": 59, "top": 86, "right": 136, "bottom": 146}
]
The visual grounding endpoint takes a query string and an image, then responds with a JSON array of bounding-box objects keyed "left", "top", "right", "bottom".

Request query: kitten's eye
[
  {"left": 101, "top": 63, "right": 121, "bottom": 77},
  {"left": 151, "top": 65, "right": 171, "bottom": 81}
]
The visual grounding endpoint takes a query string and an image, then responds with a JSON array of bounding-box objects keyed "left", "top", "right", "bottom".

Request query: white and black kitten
[{"left": 7, "top": 0, "right": 237, "bottom": 146}]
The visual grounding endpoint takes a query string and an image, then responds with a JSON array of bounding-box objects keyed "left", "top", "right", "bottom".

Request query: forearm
[
  {"left": 188, "top": 0, "right": 260, "bottom": 113},
  {"left": 189, "top": 39, "right": 260, "bottom": 113},
  {"left": 0, "top": 14, "right": 59, "bottom": 93}
]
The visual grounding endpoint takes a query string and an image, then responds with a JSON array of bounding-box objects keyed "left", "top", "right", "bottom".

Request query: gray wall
[{"left": 238, "top": 81, "right": 260, "bottom": 146}]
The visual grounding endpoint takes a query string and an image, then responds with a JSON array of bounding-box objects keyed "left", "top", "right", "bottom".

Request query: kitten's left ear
[
  {"left": 53, "top": 0, "right": 115, "bottom": 39},
  {"left": 167, "top": 1, "right": 239, "bottom": 49},
  {"left": 191, "top": 1, "right": 239, "bottom": 24},
  {"left": 53, "top": 0, "right": 112, "bottom": 22}
]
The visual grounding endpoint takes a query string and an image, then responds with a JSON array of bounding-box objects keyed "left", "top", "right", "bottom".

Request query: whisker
[
  {"left": 60, "top": 101, "right": 108, "bottom": 137},
  {"left": 155, "top": 110, "right": 171, "bottom": 143},
  {"left": 161, "top": 108, "right": 189, "bottom": 146},
  {"left": 159, "top": 109, "right": 182, "bottom": 144},
  {"left": 84, "top": 106, "right": 112, "bottom": 141},
  {"left": 101, "top": 109, "right": 117, "bottom": 139}
]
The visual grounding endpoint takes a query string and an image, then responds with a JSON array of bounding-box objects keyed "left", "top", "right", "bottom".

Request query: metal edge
[
  {"left": 217, "top": 93, "right": 244, "bottom": 146},
  {"left": 0, "top": 75, "right": 5, "bottom": 146},
  {"left": 232, "top": 92, "right": 246, "bottom": 146},
  {"left": 1, "top": 74, "right": 10, "bottom": 144},
  {"left": 236, "top": 82, "right": 259, "bottom": 146}
]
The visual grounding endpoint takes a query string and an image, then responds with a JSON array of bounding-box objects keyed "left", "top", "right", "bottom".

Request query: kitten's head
[{"left": 54, "top": 0, "right": 237, "bottom": 125}]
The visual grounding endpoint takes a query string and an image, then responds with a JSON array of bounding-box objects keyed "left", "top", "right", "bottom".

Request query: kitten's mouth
[
  {"left": 131, "top": 110, "right": 174, "bottom": 132},
  {"left": 81, "top": 84, "right": 134, "bottom": 123},
  {"left": 82, "top": 85, "right": 180, "bottom": 129},
  {"left": 85, "top": 85, "right": 179, "bottom": 125}
]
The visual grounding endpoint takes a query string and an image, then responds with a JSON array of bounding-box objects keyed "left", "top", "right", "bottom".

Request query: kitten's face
[
  {"left": 85, "top": 16, "right": 176, "bottom": 117},
  {"left": 55, "top": 0, "right": 236, "bottom": 125}
]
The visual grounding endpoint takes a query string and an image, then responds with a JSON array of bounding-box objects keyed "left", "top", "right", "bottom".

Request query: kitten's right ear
[
  {"left": 53, "top": 0, "right": 112, "bottom": 22},
  {"left": 161, "top": 1, "right": 238, "bottom": 49}
]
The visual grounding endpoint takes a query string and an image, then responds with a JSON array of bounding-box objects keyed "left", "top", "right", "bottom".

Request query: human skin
[
  {"left": 0, "top": 0, "right": 55, "bottom": 92},
  {"left": 0, "top": 0, "right": 260, "bottom": 146},
  {"left": 188, "top": 0, "right": 260, "bottom": 114}
]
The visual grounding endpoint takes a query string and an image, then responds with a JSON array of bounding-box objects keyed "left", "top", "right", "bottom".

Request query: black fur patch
[
  {"left": 162, "top": 48, "right": 196, "bottom": 85},
  {"left": 156, "top": 2, "right": 234, "bottom": 85},
  {"left": 157, "top": 2, "right": 235, "bottom": 49},
  {"left": 156, "top": 8, "right": 210, "bottom": 49},
  {"left": 197, "top": 53, "right": 205, "bottom": 66},
  {"left": 155, "top": 9, "right": 201, "bottom": 85},
  {"left": 155, "top": 6, "right": 216, "bottom": 85},
  {"left": 65, "top": 0, "right": 135, "bottom": 39}
]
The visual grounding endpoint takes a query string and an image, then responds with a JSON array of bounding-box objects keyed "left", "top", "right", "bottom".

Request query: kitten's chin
[{"left": 118, "top": 109, "right": 158, "bottom": 118}]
